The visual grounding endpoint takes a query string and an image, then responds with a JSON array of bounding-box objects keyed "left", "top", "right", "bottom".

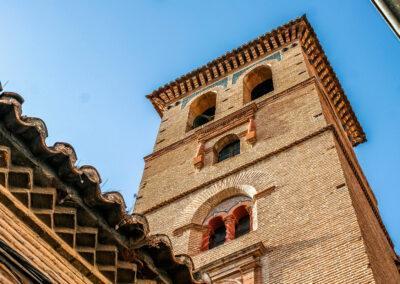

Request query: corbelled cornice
[{"left": 146, "top": 15, "right": 366, "bottom": 146}]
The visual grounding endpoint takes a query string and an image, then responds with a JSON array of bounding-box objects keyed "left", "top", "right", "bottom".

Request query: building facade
[{"left": 135, "top": 16, "right": 400, "bottom": 283}]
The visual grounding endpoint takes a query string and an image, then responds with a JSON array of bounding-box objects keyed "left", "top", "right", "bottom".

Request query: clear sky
[{"left": 1, "top": 1, "right": 399, "bottom": 253}]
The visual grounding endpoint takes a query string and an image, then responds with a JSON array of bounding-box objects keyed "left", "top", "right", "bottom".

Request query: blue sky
[{"left": 1, "top": 1, "right": 399, "bottom": 253}]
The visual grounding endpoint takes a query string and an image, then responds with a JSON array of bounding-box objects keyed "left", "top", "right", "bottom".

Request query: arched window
[
  {"left": 187, "top": 92, "right": 216, "bottom": 131},
  {"left": 208, "top": 217, "right": 226, "bottom": 249},
  {"left": 243, "top": 65, "right": 274, "bottom": 103},
  {"left": 214, "top": 134, "right": 240, "bottom": 163},
  {"left": 233, "top": 206, "right": 251, "bottom": 238},
  {"left": 201, "top": 196, "right": 253, "bottom": 251},
  {"left": 218, "top": 140, "right": 240, "bottom": 162}
]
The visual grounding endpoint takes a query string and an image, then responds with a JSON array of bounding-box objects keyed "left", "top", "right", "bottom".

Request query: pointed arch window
[{"left": 243, "top": 65, "right": 274, "bottom": 103}]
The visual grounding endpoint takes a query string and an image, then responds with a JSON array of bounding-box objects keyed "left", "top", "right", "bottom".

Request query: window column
[{"left": 224, "top": 215, "right": 237, "bottom": 241}]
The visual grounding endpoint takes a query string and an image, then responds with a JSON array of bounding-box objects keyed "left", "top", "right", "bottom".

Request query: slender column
[{"left": 224, "top": 215, "right": 237, "bottom": 241}]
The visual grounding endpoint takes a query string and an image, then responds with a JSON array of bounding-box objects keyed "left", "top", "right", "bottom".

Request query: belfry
[{"left": 135, "top": 16, "right": 400, "bottom": 283}]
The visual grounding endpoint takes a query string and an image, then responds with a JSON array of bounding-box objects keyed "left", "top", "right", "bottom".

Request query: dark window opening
[
  {"left": 250, "top": 79, "right": 274, "bottom": 101},
  {"left": 209, "top": 224, "right": 226, "bottom": 249},
  {"left": 235, "top": 214, "right": 250, "bottom": 238},
  {"left": 192, "top": 106, "right": 215, "bottom": 129},
  {"left": 218, "top": 140, "right": 240, "bottom": 162}
]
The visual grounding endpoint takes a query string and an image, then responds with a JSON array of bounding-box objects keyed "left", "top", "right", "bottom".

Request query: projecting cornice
[{"left": 146, "top": 15, "right": 366, "bottom": 146}]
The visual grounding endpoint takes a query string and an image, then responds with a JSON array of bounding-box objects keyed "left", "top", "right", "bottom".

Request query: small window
[
  {"left": 214, "top": 134, "right": 241, "bottom": 163},
  {"left": 218, "top": 140, "right": 240, "bottom": 162}
]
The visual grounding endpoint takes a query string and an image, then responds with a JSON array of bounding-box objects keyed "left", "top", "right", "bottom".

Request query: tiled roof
[{"left": 0, "top": 92, "right": 203, "bottom": 283}]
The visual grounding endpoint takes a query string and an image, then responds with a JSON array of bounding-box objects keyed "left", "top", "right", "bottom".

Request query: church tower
[{"left": 135, "top": 16, "right": 399, "bottom": 283}]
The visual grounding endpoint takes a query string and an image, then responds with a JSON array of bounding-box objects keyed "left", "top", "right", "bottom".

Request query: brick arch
[
  {"left": 213, "top": 133, "right": 240, "bottom": 154},
  {"left": 186, "top": 91, "right": 217, "bottom": 131},
  {"left": 233, "top": 62, "right": 274, "bottom": 104},
  {"left": 188, "top": 185, "right": 256, "bottom": 226},
  {"left": 180, "top": 181, "right": 261, "bottom": 256},
  {"left": 243, "top": 65, "right": 273, "bottom": 104},
  {"left": 237, "top": 62, "right": 273, "bottom": 87},
  {"left": 174, "top": 169, "right": 271, "bottom": 231}
]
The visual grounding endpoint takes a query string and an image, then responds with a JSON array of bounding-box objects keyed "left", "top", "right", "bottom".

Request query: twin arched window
[{"left": 202, "top": 196, "right": 252, "bottom": 251}]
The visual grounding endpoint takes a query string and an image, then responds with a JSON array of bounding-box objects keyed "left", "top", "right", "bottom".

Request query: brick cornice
[
  {"left": 146, "top": 16, "right": 366, "bottom": 146},
  {"left": 147, "top": 17, "right": 307, "bottom": 114}
]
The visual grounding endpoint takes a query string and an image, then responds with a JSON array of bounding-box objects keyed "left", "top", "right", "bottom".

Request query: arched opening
[
  {"left": 200, "top": 195, "right": 253, "bottom": 252},
  {"left": 214, "top": 134, "right": 240, "bottom": 163},
  {"left": 208, "top": 217, "right": 226, "bottom": 249},
  {"left": 187, "top": 92, "right": 216, "bottom": 131},
  {"left": 243, "top": 65, "right": 274, "bottom": 103},
  {"left": 232, "top": 206, "right": 251, "bottom": 238},
  {"left": 184, "top": 187, "right": 257, "bottom": 255}
]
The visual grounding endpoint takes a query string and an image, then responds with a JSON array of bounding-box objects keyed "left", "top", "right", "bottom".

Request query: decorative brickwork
[
  {"left": 146, "top": 16, "right": 365, "bottom": 147},
  {"left": 137, "top": 16, "right": 399, "bottom": 284}
]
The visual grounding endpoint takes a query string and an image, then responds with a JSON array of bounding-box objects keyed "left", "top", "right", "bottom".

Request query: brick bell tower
[{"left": 135, "top": 16, "right": 400, "bottom": 283}]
